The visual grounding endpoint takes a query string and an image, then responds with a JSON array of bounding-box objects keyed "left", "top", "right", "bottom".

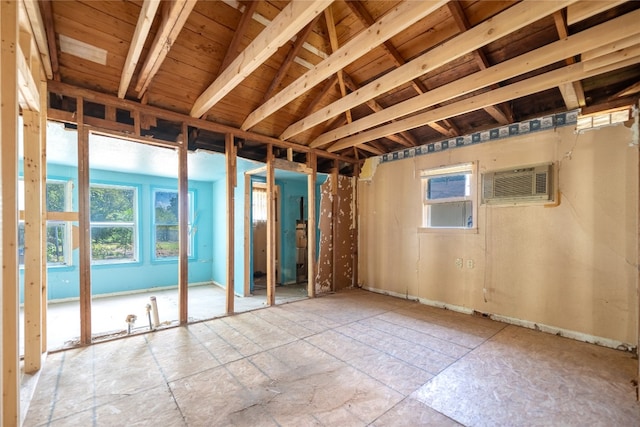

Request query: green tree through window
[{"left": 90, "top": 185, "right": 136, "bottom": 262}]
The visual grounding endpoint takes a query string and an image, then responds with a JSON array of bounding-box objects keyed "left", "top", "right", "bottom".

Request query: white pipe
[{"left": 150, "top": 296, "right": 160, "bottom": 328}]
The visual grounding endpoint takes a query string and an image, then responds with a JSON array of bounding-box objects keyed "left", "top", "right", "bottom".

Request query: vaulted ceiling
[{"left": 29, "top": 0, "right": 640, "bottom": 165}]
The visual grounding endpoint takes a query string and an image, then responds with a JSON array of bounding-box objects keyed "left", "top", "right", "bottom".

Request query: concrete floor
[{"left": 23, "top": 289, "right": 640, "bottom": 426}]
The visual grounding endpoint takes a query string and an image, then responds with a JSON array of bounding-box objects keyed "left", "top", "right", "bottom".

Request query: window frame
[
  {"left": 89, "top": 183, "right": 139, "bottom": 265},
  {"left": 18, "top": 178, "right": 74, "bottom": 267},
  {"left": 151, "top": 188, "right": 195, "bottom": 260},
  {"left": 419, "top": 162, "right": 478, "bottom": 233}
]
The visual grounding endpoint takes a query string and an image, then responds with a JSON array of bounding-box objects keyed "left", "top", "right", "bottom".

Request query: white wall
[{"left": 359, "top": 124, "right": 638, "bottom": 346}]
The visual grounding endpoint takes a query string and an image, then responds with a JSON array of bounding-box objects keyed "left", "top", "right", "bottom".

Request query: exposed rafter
[
  {"left": 134, "top": 0, "right": 197, "bottom": 98},
  {"left": 281, "top": 0, "right": 578, "bottom": 142},
  {"left": 345, "top": 0, "right": 456, "bottom": 138},
  {"left": 553, "top": 9, "right": 586, "bottom": 110},
  {"left": 261, "top": 15, "right": 321, "bottom": 103},
  {"left": 22, "top": 0, "right": 53, "bottom": 80},
  {"left": 448, "top": 1, "right": 513, "bottom": 125},
  {"left": 324, "top": 5, "right": 352, "bottom": 124},
  {"left": 190, "top": 0, "right": 333, "bottom": 119},
  {"left": 118, "top": 0, "right": 160, "bottom": 99},
  {"left": 39, "top": 0, "right": 60, "bottom": 81},
  {"left": 310, "top": 9, "right": 640, "bottom": 149},
  {"left": 327, "top": 50, "right": 640, "bottom": 152},
  {"left": 218, "top": 1, "right": 259, "bottom": 76},
  {"left": 241, "top": 0, "right": 449, "bottom": 131}
]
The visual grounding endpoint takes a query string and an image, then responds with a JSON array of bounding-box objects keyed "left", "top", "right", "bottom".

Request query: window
[
  {"left": 421, "top": 163, "right": 475, "bottom": 229},
  {"left": 252, "top": 186, "right": 267, "bottom": 223},
  {"left": 153, "top": 190, "right": 193, "bottom": 258},
  {"left": 18, "top": 179, "right": 73, "bottom": 266},
  {"left": 90, "top": 185, "right": 137, "bottom": 263}
]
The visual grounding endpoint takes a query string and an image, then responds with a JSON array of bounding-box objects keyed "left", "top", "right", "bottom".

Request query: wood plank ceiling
[{"left": 37, "top": 0, "right": 640, "bottom": 167}]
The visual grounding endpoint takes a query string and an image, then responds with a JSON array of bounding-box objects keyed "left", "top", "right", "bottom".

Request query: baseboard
[{"left": 361, "top": 285, "right": 635, "bottom": 353}]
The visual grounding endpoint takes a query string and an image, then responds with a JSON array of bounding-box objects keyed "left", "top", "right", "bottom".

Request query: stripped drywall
[{"left": 316, "top": 174, "right": 355, "bottom": 293}]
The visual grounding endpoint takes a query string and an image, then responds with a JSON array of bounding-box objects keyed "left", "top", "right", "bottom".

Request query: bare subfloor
[{"left": 23, "top": 289, "right": 639, "bottom": 426}]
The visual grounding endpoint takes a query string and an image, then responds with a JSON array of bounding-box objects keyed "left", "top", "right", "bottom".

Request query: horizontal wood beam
[
  {"left": 135, "top": 0, "right": 197, "bottom": 97},
  {"left": 312, "top": 8, "right": 640, "bottom": 148},
  {"left": 242, "top": 0, "right": 448, "bottom": 131},
  {"left": 47, "top": 80, "right": 354, "bottom": 163},
  {"left": 283, "top": 0, "right": 577, "bottom": 141},
  {"left": 328, "top": 51, "right": 640, "bottom": 152},
  {"left": 118, "top": 0, "right": 160, "bottom": 98},
  {"left": 190, "top": 0, "right": 333, "bottom": 118},
  {"left": 567, "top": 0, "right": 626, "bottom": 25}
]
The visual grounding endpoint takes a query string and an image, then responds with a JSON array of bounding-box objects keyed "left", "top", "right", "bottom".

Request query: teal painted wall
[{"left": 19, "top": 164, "right": 215, "bottom": 302}]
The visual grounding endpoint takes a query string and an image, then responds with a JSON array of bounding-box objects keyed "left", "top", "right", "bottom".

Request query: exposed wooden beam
[
  {"left": 324, "top": 5, "right": 351, "bottom": 124},
  {"left": 612, "top": 80, "right": 640, "bottom": 99},
  {"left": 39, "top": 78, "right": 48, "bottom": 354},
  {"left": 191, "top": 0, "right": 333, "bottom": 118},
  {"left": 242, "top": 0, "right": 449, "bottom": 131},
  {"left": 23, "top": 107, "right": 43, "bottom": 374},
  {"left": 328, "top": 50, "right": 640, "bottom": 152},
  {"left": 46, "top": 80, "right": 355, "bottom": 163},
  {"left": 2, "top": 1, "right": 21, "bottom": 422},
  {"left": 343, "top": 72, "right": 416, "bottom": 147},
  {"left": 282, "top": 0, "right": 577, "bottom": 141},
  {"left": 22, "top": 0, "right": 53, "bottom": 79},
  {"left": 39, "top": 0, "right": 60, "bottom": 81},
  {"left": 448, "top": 0, "right": 513, "bottom": 124},
  {"left": 118, "top": 0, "right": 160, "bottom": 99},
  {"left": 311, "top": 8, "right": 640, "bottom": 148},
  {"left": 178, "top": 126, "right": 188, "bottom": 324},
  {"left": 266, "top": 145, "right": 276, "bottom": 306},
  {"left": 345, "top": 0, "right": 456, "bottom": 137},
  {"left": 553, "top": 9, "right": 586, "bottom": 109},
  {"left": 300, "top": 75, "right": 339, "bottom": 119},
  {"left": 135, "top": 0, "right": 197, "bottom": 97},
  {"left": 218, "top": 1, "right": 259, "bottom": 75},
  {"left": 306, "top": 152, "right": 317, "bottom": 298},
  {"left": 567, "top": 0, "right": 626, "bottom": 25},
  {"left": 77, "top": 107, "right": 92, "bottom": 346},
  {"left": 261, "top": 15, "right": 321, "bottom": 104},
  {"left": 225, "top": 133, "right": 236, "bottom": 314}
]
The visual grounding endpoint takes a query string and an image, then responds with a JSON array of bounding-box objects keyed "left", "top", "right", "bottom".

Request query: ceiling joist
[
  {"left": 282, "top": 0, "right": 578, "bottom": 142},
  {"left": 311, "top": 8, "right": 640, "bottom": 149},
  {"left": 241, "top": 0, "right": 449, "bottom": 132},
  {"left": 328, "top": 49, "right": 640, "bottom": 152}
]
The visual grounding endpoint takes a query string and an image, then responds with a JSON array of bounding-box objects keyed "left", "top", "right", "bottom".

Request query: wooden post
[
  {"left": 77, "top": 107, "right": 92, "bottom": 345},
  {"left": 243, "top": 174, "right": 251, "bottom": 297},
  {"left": 331, "top": 160, "right": 339, "bottom": 292},
  {"left": 1, "top": 0, "right": 20, "bottom": 422},
  {"left": 225, "top": 133, "right": 236, "bottom": 314},
  {"left": 307, "top": 152, "right": 317, "bottom": 298},
  {"left": 266, "top": 145, "right": 276, "bottom": 306},
  {"left": 178, "top": 125, "right": 188, "bottom": 324},
  {"left": 352, "top": 164, "right": 360, "bottom": 289},
  {"left": 40, "top": 79, "right": 48, "bottom": 354},
  {"left": 23, "top": 108, "right": 43, "bottom": 373}
]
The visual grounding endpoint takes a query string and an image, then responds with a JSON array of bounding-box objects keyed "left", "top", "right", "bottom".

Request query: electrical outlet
[
  {"left": 467, "top": 259, "right": 474, "bottom": 269},
  {"left": 455, "top": 258, "right": 463, "bottom": 269}
]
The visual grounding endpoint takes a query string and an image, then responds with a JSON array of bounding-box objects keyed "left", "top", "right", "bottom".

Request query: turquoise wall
[
  {"left": 18, "top": 152, "right": 328, "bottom": 303},
  {"left": 19, "top": 164, "right": 215, "bottom": 302}
]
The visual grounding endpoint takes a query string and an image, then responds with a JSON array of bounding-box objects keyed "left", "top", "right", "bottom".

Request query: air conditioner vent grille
[
  {"left": 494, "top": 174, "right": 532, "bottom": 197},
  {"left": 535, "top": 172, "right": 547, "bottom": 194},
  {"left": 482, "top": 163, "right": 553, "bottom": 204}
]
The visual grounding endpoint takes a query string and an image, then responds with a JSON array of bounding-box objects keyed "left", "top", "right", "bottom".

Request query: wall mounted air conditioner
[{"left": 482, "top": 163, "right": 553, "bottom": 205}]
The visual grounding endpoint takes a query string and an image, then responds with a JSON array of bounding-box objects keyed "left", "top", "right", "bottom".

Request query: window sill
[{"left": 418, "top": 227, "right": 478, "bottom": 234}]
